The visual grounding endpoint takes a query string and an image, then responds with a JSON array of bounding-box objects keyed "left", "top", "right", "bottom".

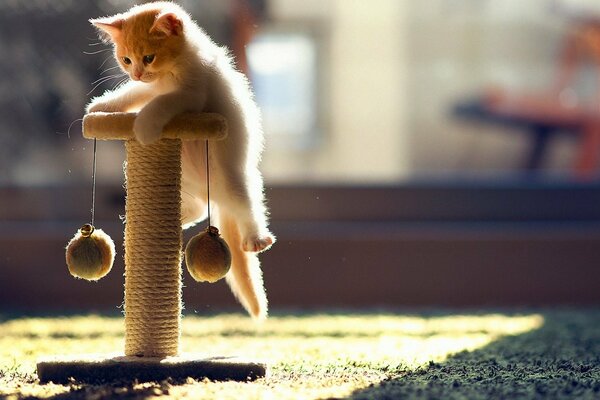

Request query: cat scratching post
[{"left": 37, "top": 112, "right": 267, "bottom": 383}]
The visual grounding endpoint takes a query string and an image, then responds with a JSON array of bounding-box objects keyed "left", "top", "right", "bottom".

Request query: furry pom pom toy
[
  {"left": 65, "top": 223, "right": 115, "bottom": 281},
  {"left": 185, "top": 226, "right": 231, "bottom": 283}
]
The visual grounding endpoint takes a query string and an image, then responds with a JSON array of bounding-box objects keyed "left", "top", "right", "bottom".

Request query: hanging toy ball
[
  {"left": 65, "top": 223, "right": 115, "bottom": 281},
  {"left": 185, "top": 226, "right": 232, "bottom": 283}
]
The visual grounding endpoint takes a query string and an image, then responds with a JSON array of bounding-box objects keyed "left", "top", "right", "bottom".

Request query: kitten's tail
[{"left": 219, "top": 211, "right": 268, "bottom": 320}]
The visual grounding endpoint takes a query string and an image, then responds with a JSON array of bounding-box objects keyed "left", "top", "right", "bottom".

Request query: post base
[{"left": 37, "top": 354, "right": 268, "bottom": 384}]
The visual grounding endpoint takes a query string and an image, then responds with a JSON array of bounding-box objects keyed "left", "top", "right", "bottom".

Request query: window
[{"left": 247, "top": 32, "right": 319, "bottom": 149}]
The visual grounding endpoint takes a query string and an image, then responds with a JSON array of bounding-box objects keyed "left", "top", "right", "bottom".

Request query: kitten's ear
[
  {"left": 90, "top": 17, "right": 123, "bottom": 43},
  {"left": 150, "top": 13, "right": 183, "bottom": 37}
]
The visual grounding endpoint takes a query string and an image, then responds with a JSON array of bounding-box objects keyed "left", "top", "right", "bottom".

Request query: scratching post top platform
[{"left": 83, "top": 112, "right": 228, "bottom": 141}]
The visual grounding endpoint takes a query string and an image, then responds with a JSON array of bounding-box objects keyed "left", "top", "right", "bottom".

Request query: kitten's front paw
[
  {"left": 86, "top": 102, "right": 115, "bottom": 113},
  {"left": 243, "top": 232, "right": 275, "bottom": 253},
  {"left": 133, "top": 115, "right": 163, "bottom": 145}
]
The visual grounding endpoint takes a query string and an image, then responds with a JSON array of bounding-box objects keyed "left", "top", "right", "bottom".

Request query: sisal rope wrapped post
[{"left": 124, "top": 139, "right": 182, "bottom": 357}]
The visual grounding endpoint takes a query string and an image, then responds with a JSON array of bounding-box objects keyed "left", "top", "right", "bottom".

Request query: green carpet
[
  {"left": 0, "top": 310, "right": 598, "bottom": 399},
  {"left": 350, "top": 310, "right": 600, "bottom": 399}
]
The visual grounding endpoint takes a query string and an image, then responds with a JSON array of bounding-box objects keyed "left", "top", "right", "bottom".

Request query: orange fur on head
[
  {"left": 150, "top": 13, "right": 183, "bottom": 36},
  {"left": 92, "top": 4, "right": 186, "bottom": 83}
]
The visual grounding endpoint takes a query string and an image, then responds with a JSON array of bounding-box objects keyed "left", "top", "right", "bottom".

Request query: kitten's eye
[
  {"left": 122, "top": 57, "right": 132, "bottom": 65},
  {"left": 143, "top": 54, "right": 155, "bottom": 64}
]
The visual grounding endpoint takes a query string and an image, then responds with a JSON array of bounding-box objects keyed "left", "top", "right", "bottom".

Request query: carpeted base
[{"left": 37, "top": 354, "right": 268, "bottom": 384}]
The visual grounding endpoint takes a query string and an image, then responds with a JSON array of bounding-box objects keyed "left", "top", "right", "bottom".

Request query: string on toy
[
  {"left": 77, "top": 138, "right": 98, "bottom": 239},
  {"left": 90, "top": 138, "right": 98, "bottom": 227},
  {"left": 205, "top": 139, "right": 211, "bottom": 228}
]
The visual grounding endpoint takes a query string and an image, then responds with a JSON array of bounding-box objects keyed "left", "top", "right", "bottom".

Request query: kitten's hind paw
[{"left": 243, "top": 233, "right": 275, "bottom": 253}]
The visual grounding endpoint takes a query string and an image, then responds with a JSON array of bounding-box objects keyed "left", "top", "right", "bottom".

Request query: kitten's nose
[{"left": 133, "top": 72, "right": 142, "bottom": 80}]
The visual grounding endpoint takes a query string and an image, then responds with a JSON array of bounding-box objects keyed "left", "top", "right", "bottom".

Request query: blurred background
[{"left": 1, "top": 0, "right": 600, "bottom": 313}]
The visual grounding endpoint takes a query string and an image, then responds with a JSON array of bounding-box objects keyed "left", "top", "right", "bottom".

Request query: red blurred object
[{"left": 457, "top": 18, "right": 600, "bottom": 179}]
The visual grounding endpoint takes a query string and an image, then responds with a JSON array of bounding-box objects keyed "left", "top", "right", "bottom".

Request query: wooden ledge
[{"left": 83, "top": 112, "right": 228, "bottom": 141}]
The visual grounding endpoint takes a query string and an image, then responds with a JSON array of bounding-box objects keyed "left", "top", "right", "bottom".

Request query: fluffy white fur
[{"left": 87, "top": 2, "right": 273, "bottom": 319}]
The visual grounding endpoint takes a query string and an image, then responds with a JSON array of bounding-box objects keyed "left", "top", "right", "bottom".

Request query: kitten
[{"left": 87, "top": 2, "right": 274, "bottom": 319}]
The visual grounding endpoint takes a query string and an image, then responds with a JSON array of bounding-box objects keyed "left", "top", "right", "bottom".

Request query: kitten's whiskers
[
  {"left": 83, "top": 48, "right": 113, "bottom": 55},
  {"left": 66, "top": 118, "right": 84, "bottom": 139},
  {"left": 112, "top": 76, "right": 130, "bottom": 90},
  {"left": 87, "top": 73, "right": 126, "bottom": 95},
  {"left": 90, "top": 74, "right": 123, "bottom": 86},
  {"left": 98, "top": 55, "right": 116, "bottom": 71},
  {"left": 87, "top": 39, "right": 105, "bottom": 46},
  {"left": 101, "top": 65, "right": 121, "bottom": 75}
]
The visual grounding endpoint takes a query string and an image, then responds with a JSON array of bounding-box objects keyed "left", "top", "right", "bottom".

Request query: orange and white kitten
[{"left": 87, "top": 2, "right": 274, "bottom": 319}]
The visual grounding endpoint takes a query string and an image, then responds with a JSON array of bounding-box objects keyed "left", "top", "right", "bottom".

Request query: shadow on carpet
[{"left": 349, "top": 310, "right": 600, "bottom": 399}]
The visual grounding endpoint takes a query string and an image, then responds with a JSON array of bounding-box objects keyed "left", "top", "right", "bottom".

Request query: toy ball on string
[
  {"left": 65, "top": 223, "right": 115, "bottom": 281},
  {"left": 185, "top": 226, "right": 231, "bottom": 283}
]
